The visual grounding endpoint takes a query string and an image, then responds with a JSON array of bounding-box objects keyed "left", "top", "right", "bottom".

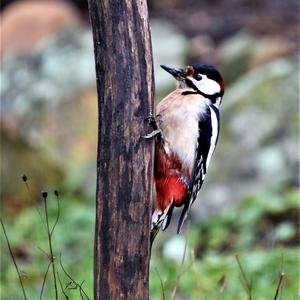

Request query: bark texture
[{"left": 87, "top": 0, "right": 155, "bottom": 299}]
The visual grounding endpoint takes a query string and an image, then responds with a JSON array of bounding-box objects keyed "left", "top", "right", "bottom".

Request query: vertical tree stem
[{"left": 87, "top": 0, "right": 155, "bottom": 299}]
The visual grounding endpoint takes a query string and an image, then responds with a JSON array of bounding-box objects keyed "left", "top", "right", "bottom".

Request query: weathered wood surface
[{"left": 87, "top": 0, "right": 155, "bottom": 299}]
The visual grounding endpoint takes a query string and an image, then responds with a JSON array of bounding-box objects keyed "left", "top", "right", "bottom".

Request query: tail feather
[
  {"left": 177, "top": 197, "right": 191, "bottom": 234},
  {"left": 161, "top": 202, "right": 174, "bottom": 231},
  {"left": 151, "top": 201, "right": 174, "bottom": 245},
  {"left": 150, "top": 226, "right": 160, "bottom": 247}
]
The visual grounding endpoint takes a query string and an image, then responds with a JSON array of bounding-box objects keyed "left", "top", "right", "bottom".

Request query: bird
[{"left": 144, "top": 63, "right": 225, "bottom": 244}]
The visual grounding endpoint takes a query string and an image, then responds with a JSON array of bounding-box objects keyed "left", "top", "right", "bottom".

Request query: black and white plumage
[
  {"left": 177, "top": 102, "right": 220, "bottom": 233},
  {"left": 148, "top": 63, "right": 224, "bottom": 242}
]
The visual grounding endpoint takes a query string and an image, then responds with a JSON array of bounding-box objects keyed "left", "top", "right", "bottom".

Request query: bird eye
[{"left": 195, "top": 74, "right": 202, "bottom": 81}]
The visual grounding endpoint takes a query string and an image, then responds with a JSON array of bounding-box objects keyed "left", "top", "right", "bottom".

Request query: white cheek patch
[{"left": 189, "top": 74, "right": 220, "bottom": 95}]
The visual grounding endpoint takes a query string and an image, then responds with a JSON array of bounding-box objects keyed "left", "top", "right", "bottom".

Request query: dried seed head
[{"left": 41, "top": 191, "right": 48, "bottom": 198}]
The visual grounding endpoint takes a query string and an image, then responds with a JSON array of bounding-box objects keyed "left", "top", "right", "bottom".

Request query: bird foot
[
  {"left": 142, "top": 129, "right": 162, "bottom": 139},
  {"left": 143, "top": 114, "right": 164, "bottom": 141}
]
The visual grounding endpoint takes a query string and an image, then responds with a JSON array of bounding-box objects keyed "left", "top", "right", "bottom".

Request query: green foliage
[
  {"left": 1, "top": 195, "right": 94, "bottom": 300},
  {"left": 150, "top": 188, "right": 299, "bottom": 300},
  {"left": 1, "top": 188, "right": 299, "bottom": 299}
]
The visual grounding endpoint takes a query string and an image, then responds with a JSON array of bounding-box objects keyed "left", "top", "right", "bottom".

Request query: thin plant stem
[
  {"left": 22, "top": 175, "right": 47, "bottom": 230},
  {"left": 274, "top": 273, "right": 285, "bottom": 300},
  {"left": 59, "top": 255, "right": 90, "bottom": 300},
  {"left": 279, "top": 254, "right": 285, "bottom": 300},
  {"left": 216, "top": 275, "right": 227, "bottom": 300},
  {"left": 1, "top": 219, "right": 28, "bottom": 300},
  {"left": 37, "top": 246, "right": 51, "bottom": 260},
  {"left": 279, "top": 276, "right": 285, "bottom": 300},
  {"left": 155, "top": 268, "right": 166, "bottom": 300},
  {"left": 274, "top": 254, "right": 285, "bottom": 300},
  {"left": 50, "top": 191, "right": 60, "bottom": 237},
  {"left": 79, "top": 281, "right": 87, "bottom": 300},
  {"left": 57, "top": 270, "right": 69, "bottom": 300},
  {"left": 42, "top": 192, "right": 58, "bottom": 300},
  {"left": 40, "top": 261, "right": 52, "bottom": 300},
  {"left": 22, "top": 175, "right": 47, "bottom": 231},
  {"left": 235, "top": 254, "right": 252, "bottom": 300}
]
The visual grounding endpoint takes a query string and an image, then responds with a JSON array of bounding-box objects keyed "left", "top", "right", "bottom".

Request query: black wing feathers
[{"left": 177, "top": 105, "right": 219, "bottom": 233}]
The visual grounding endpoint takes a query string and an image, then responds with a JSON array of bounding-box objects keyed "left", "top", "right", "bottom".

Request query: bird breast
[{"left": 157, "top": 90, "right": 208, "bottom": 175}]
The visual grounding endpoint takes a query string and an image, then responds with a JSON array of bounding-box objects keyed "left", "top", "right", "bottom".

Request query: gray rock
[
  {"left": 1, "top": 28, "right": 95, "bottom": 122},
  {"left": 1, "top": 28, "right": 97, "bottom": 199}
]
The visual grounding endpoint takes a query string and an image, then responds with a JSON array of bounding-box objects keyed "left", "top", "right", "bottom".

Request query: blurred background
[{"left": 0, "top": 0, "right": 299, "bottom": 299}]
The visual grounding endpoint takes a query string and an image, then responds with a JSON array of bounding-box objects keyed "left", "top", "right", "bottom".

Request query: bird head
[{"left": 161, "top": 64, "right": 224, "bottom": 99}]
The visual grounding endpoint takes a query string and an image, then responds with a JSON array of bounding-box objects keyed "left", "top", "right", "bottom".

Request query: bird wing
[{"left": 177, "top": 104, "right": 220, "bottom": 233}]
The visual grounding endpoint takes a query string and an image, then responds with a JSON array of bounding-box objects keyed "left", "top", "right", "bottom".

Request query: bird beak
[{"left": 160, "top": 65, "right": 186, "bottom": 80}]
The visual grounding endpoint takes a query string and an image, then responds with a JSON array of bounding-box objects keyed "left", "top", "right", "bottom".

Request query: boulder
[{"left": 1, "top": 28, "right": 97, "bottom": 204}]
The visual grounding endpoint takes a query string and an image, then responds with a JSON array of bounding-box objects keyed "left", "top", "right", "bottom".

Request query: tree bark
[{"left": 87, "top": 1, "right": 155, "bottom": 299}]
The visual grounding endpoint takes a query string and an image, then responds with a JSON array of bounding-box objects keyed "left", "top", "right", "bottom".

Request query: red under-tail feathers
[{"left": 151, "top": 143, "right": 190, "bottom": 244}]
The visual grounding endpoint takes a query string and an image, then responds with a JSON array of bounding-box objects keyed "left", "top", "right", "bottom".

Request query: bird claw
[
  {"left": 144, "top": 114, "right": 157, "bottom": 126},
  {"left": 143, "top": 114, "right": 164, "bottom": 141},
  {"left": 144, "top": 113, "right": 154, "bottom": 121},
  {"left": 142, "top": 129, "right": 162, "bottom": 139}
]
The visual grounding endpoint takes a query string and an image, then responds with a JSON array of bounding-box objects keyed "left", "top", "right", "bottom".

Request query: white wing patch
[{"left": 206, "top": 106, "right": 219, "bottom": 170}]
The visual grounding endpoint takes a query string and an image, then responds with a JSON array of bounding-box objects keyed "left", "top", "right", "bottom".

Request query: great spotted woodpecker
[{"left": 145, "top": 63, "right": 224, "bottom": 244}]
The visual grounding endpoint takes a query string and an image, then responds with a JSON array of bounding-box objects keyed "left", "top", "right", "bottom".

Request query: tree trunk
[{"left": 87, "top": 1, "right": 155, "bottom": 299}]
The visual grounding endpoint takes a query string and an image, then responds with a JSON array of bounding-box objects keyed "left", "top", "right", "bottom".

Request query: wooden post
[{"left": 87, "top": 1, "right": 155, "bottom": 299}]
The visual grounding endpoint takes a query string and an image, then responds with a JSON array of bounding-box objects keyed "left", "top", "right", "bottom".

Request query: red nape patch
[
  {"left": 220, "top": 80, "right": 225, "bottom": 91},
  {"left": 185, "top": 65, "right": 194, "bottom": 76},
  {"left": 155, "top": 176, "right": 188, "bottom": 210}
]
